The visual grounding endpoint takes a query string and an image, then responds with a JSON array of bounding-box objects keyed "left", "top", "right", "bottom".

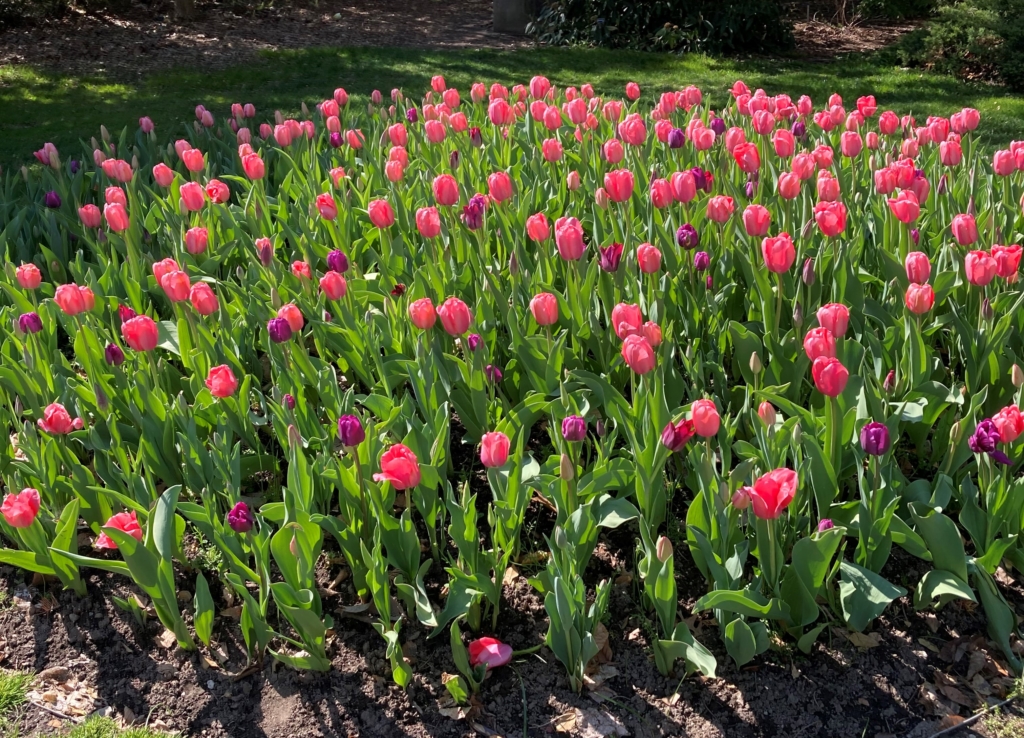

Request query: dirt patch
[
  {"left": 2, "top": 518, "right": 1020, "bottom": 738},
  {"left": 0, "top": 0, "right": 525, "bottom": 80},
  {"left": 791, "top": 18, "right": 920, "bottom": 60}
]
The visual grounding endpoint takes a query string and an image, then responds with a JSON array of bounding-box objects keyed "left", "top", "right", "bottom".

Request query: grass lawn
[{"left": 1, "top": 45, "right": 1024, "bottom": 165}]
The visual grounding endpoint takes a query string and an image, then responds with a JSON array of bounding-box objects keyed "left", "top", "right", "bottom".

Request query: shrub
[{"left": 528, "top": 0, "right": 793, "bottom": 55}]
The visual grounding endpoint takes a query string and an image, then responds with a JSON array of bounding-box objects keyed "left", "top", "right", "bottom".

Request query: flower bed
[{"left": 3, "top": 74, "right": 1024, "bottom": 712}]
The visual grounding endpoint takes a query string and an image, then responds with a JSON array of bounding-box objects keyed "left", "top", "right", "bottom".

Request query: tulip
[
  {"left": 227, "top": 501, "right": 254, "bottom": 533},
  {"left": 993, "top": 405, "right": 1024, "bottom": 444},
  {"left": 54, "top": 283, "right": 87, "bottom": 316},
  {"left": 965, "top": 250, "right": 997, "bottom": 286},
  {"left": 1, "top": 488, "right": 40, "bottom": 529},
  {"left": 95, "top": 511, "right": 143, "bottom": 549},
  {"left": 636, "top": 243, "right": 661, "bottom": 274},
  {"left": 860, "top": 421, "right": 891, "bottom": 455},
  {"left": 951, "top": 214, "right": 978, "bottom": 246},
  {"left": 676, "top": 223, "right": 699, "bottom": 250},
  {"left": 37, "top": 402, "right": 83, "bottom": 434},
  {"left": 337, "top": 414, "right": 366, "bottom": 448},
  {"left": 409, "top": 298, "right": 437, "bottom": 330},
  {"left": 733, "top": 142, "right": 760, "bottom": 173},
  {"left": 742, "top": 205, "right": 771, "bottom": 237},
  {"left": 326, "top": 250, "right": 349, "bottom": 274},
  {"left": 189, "top": 283, "right": 219, "bottom": 316},
  {"left": 566, "top": 171, "right": 580, "bottom": 191},
  {"left": 526, "top": 213, "right": 550, "bottom": 242},
  {"left": 182, "top": 148, "right": 204, "bottom": 172},
  {"left": 179, "top": 182, "right": 205, "bottom": 212},
  {"left": 541, "top": 138, "right": 563, "bottom": 162},
  {"left": 940, "top": 140, "right": 962, "bottom": 166},
  {"left": 661, "top": 419, "right": 695, "bottom": 452},
  {"left": 602, "top": 138, "right": 624, "bottom": 164},
  {"left": 267, "top": 317, "right": 293, "bottom": 344},
  {"left": 625, "top": 81, "right": 641, "bottom": 100},
  {"left": 368, "top": 199, "right": 396, "bottom": 228},
  {"left": 670, "top": 171, "right": 696, "bottom": 203},
  {"left": 103, "top": 202, "right": 130, "bottom": 232},
  {"left": 185, "top": 227, "right": 208, "bottom": 255},
  {"left": 773, "top": 129, "right": 795, "bottom": 158},
  {"left": 803, "top": 327, "right": 837, "bottom": 360},
  {"left": 758, "top": 401, "right": 777, "bottom": 428},
  {"left": 618, "top": 114, "right": 647, "bottom": 146},
  {"left": 812, "top": 356, "right": 849, "bottom": 397},
  {"left": 373, "top": 443, "right": 421, "bottom": 489},
  {"left": 554, "top": 217, "right": 585, "bottom": 261},
  {"left": 706, "top": 196, "right": 734, "bottom": 223},
  {"left": 691, "top": 399, "right": 720, "bottom": 437},
  {"left": 241, "top": 153, "right": 265, "bottom": 180},
  {"left": 994, "top": 150, "right": 1015, "bottom": 176},
  {"left": 480, "top": 431, "right": 511, "bottom": 468},
  {"left": 468, "top": 637, "right": 512, "bottom": 670},
  {"left": 610, "top": 303, "right": 643, "bottom": 340},
  {"left": 905, "top": 252, "right": 931, "bottom": 284},
  {"left": 206, "top": 365, "right": 238, "bottom": 398},
  {"left": 792, "top": 153, "right": 815, "bottom": 180},
  {"left": 747, "top": 468, "right": 798, "bottom": 520},
  {"left": 529, "top": 292, "right": 559, "bottom": 326},
  {"left": 438, "top": 297, "right": 472, "bottom": 336},
  {"left": 992, "top": 244, "right": 1022, "bottom": 279},
  {"left": 904, "top": 283, "right": 935, "bottom": 314},
  {"left": 384, "top": 160, "right": 404, "bottom": 182},
  {"left": 840, "top": 131, "right": 862, "bottom": 157},
  {"left": 79, "top": 204, "right": 103, "bottom": 229},
  {"left": 16, "top": 263, "right": 41, "bottom": 290},
  {"left": 488, "top": 171, "right": 513, "bottom": 203},
  {"left": 732, "top": 488, "right": 751, "bottom": 510},
  {"left": 122, "top": 315, "right": 159, "bottom": 351},
  {"left": 642, "top": 321, "right": 662, "bottom": 347},
  {"left": 817, "top": 303, "right": 850, "bottom": 338},
  {"left": 813, "top": 201, "right": 847, "bottom": 237},
  {"left": 777, "top": 172, "right": 801, "bottom": 200},
  {"left": 320, "top": 271, "right": 347, "bottom": 301},
  {"left": 18, "top": 311, "right": 42, "bottom": 334},
  {"left": 291, "top": 261, "right": 312, "bottom": 280},
  {"left": 621, "top": 334, "right": 656, "bottom": 374},
  {"left": 650, "top": 178, "right": 672, "bottom": 208},
  {"left": 762, "top": 233, "right": 796, "bottom": 273},
  {"left": 274, "top": 304, "right": 302, "bottom": 334},
  {"left": 604, "top": 169, "right": 634, "bottom": 203},
  {"left": 105, "top": 186, "right": 127, "bottom": 207},
  {"left": 433, "top": 174, "right": 460, "bottom": 207},
  {"left": 160, "top": 271, "right": 190, "bottom": 303},
  {"left": 599, "top": 242, "right": 624, "bottom": 272},
  {"left": 315, "top": 193, "right": 338, "bottom": 220}
]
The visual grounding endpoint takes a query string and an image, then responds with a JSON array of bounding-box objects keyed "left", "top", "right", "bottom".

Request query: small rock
[{"left": 38, "top": 666, "right": 70, "bottom": 682}]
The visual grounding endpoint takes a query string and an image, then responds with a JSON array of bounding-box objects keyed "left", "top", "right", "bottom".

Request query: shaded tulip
[
  {"left": 758, "top": 401, "right": 777, "bottom": 427},
  {"left": 185, "top": 227, "right": 208, "bottom": 255},
  {"left": 599, "top": 242, "right": 624, "bottom": 272},
  {"left": 16, "top": 263, "right": 41, "bottom": 290},
  {"left": 816, "top": 303, "right": 849, "bottom": 337},
  {"left": 661, "top": 418, "right": 696, "bottom": 452},
  {"left": 206, "top": 364, "right": 238, "bottom": 398}
]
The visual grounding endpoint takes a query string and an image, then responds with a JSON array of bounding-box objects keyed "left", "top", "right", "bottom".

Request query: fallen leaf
[
  {"left": 936, "top": 683, "right": 974, "bottom": 708},
  {"left": 923, "top": 613, "right": 939, "bottom": 633},
  {"left": 918, "top": 637, "right": 940, "bottom": 653},
  {"left": 554, "top": 711, "right": 578, "bottom": 733},
  {"left": 918, "top": 683, "right": 957, "bottom": 717},
  {"left": 219, "top": 606, "right": 242, "bottom": 620},
  {"left": 848, "top": 632, "right": 881, "bottom": 649},
  {"left": 123, "top": 706, "right": 137, "bottom": 726},
  {"left": 155, "top": 629, "right": 176, "bottom": 649},
  {"left": 584, "top": 665, "right": 618, "bottom": 690},
  {"left": 614, "top": 572, "right": 633, "bottom": 586},
  {"left": 938, "top": 715, "right": 965, "bottom": 729},
  {"left": 211, "top": 644, "right": 229, "bottom": 665},
  {"left": 970, "top": 674, "right": 992, "bottom": 696},
  {"left": 572, "top": 707, "right": 629, "bottom": 738},
  {"left": 200, "top": 655, "right": 221, "bottom": 670},
  {"left": 791, "top": 663, "right": 800, "bottom": 679},
  {"left": 502, "top": 566, "right": 521, "bottom": 588},
  {"left": 967, "top": 650, "right": 987, "bottom": 679},
  {"left": 439, "top": 706, "right": 465, "bottom": 720},
  {"left": 38, "top": 666, "right": 70, "bottom": 682}
]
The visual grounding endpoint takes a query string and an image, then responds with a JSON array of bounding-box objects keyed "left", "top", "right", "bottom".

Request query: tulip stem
[{"left": 773, "top": 272, "right": 783, "bottom": 338}]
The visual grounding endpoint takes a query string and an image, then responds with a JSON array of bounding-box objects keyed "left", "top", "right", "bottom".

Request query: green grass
[
  {"left": 0, "top": 670, "right": 31, "bottom": 717},
  {"left": 61, "top": 715, "right": 175, "bottom": 738},
  {"left": 2, "top": 45, "right": 1024, "bottom": 165}
]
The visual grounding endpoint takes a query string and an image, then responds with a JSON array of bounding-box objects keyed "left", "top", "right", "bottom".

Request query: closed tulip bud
[
  {"left": 793, "top": 301, "right": 803, "bottom": 327},
  {"left": 860, "top": 421, "right": 891, "bottom": 455},
  {"left": 1013, "top": 364, "right": 1024, "bottom": 387},
  {"left": 817, "top": 519, "right": 834, "bottom": 532},
  {"left": 562, "top": 415, "right": 587, "bottom": 442},
  {"left": 802, "top": 258, "right": 816, "bottom": 285},
  {"left": 509, "top": 252, "right": 519, "bottom": 275},
  {"left": 758, "top": 401, "right": 776, "bottom": 427},
  {"left": 104, "top": 343, "right": 125, "bottom": 366},
  {"left": 337, "top": 414, "right": 365, "bottom": 447},
  {"left": 732, "top": 487, "right": 751, "bottom": 510},
  {"left": 656, "top": 536, "right": 673, "bottom": 562},
  {"left": 750, "top": 351, "right": 762, "bottom": 375},
  {"left": 267, "top": 317, "right": 293, "bottom": 343},
  {"left": 484, "top": 364, "right": 503, "bottom": 383},
  {"left": 982, "top": 297, "right": 994, "bottom": 320},
  {"left": 18, "top": 312, "right": 42, "bottom": 334},
  {"left": 884, "top": 369, "right": 897, "bottom": 394},
  {"left": 287, "top": 424, "right": 302, "bottom": 448},
  {"left": 559, "top": 452, "right": 574, "bottom": 481}
]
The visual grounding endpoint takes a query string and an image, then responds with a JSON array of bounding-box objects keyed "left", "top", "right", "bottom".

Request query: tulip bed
[{"left": 3, "top": 75, "right": 1024, "bottom": 710}]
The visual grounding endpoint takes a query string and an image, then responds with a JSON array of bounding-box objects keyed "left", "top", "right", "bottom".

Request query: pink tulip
[
  {"left": 742, "top": 205, "right": 771, "bottom": 237},
  {"left": 621, "top": 334, "right": 656, "bottom": 374},
  {"left": 37, "top": 402, "right": 83, "bottom": 434},
  {"left": 762, "top": 233, "right": 796, "bottom": 273},
  {"left": 951, "top": 214, "right": 978, "bottom": 246},
  {"left": 813, "top": 201, "right": 847, "bottom": 237},
  {"left": 994, "top": 150, "right": 1015, "bottom": 176},
  {"left": 650, "top": 178, "right": 672, "bottom": 209},
  {"left": 153, "top": 163, "right": 174, "bottom": 187},
  {"left": 479, "top": 432, "right": 511, "bottom": 468},
  {"left": 368, "top": 200, "right": 395, "bottom": 228},
  {"left": 190, "top": 283, "right": 219, "bottom": 316},
  {"left": 636, "top": 243, "right": 661, "bottom": 274},
  {"left": 185, "top": 227, "right": 208, "bottom": 255},
  {"left": 778, "top": 173, "right": 801, "bottom": 200},
  {"left": 671, "top": 171, "right": 696, "bottom": 203},
  {"left": 206, "top": 364, "right": 238, "bottom": 398},
  {"left": 888, "top": 190, "right": 920, "bottom": 223},
  {"left": 180, "top": 182, "right": 205, "bottom": 212},
  {"left": 416, "top": 207, "right": 441, "bottom": 239},
  {"left": 437, "top": 297, "right": 472, "bottom": 336},
  {"left": 817, "top": 303, "right": 850, "bottom": 337},
  {"left": 772, "top": 129, "right": 795, "bottom": 158},
  {"left": 488, "top": 172, "right": 513, "bottom": 203},
  {"left": 1, "top": 488, "right": 40, "bottom": 529},
  {"left": 792, "top": 153, "right": 815, "bottom": 180},
  {"left": 16, "top": 263, "right": 41, "bottom": 289},
  {"left": 319, "top": 271, "right": 347, "bottom": 301},
  {"left": 733, "top": 142, "right": 760, "bottom": 173},
  {"left": 905, "top": 283, "right": 935, "bottom": 314},
  {"left": 905, "top": 252, "right": 931, "bottom": 284},
  {"left": 747, "top": 468, "right": 798, "bottom": 520},
  {"left": 706, "top": 196, "right": 735, "bottom": 224},
  {"left": 529, "top": 292, "right": 559, "bottom": 326},
  {"left": 691, "top": 399, "right": 721, "bottom": 437},
  {"left": 79, "top": 204, "right": 102, "bottom": 229},
  {"left": 611, "top": 303, "right": 643, "bottom": 340},
  {"left": 965, "top": 250, "right": 997, "bottom": 286},
  {"left": 526, "top": 213, "right": 550, "bottom": 242},
  {"left": 103, "top": 203, "right": 130, "bottom": 232},
  {"left": 541, "top": 138, "right": 563, "bottom": 162},
  {"left": 992, "top": 244, "right": 1023, "bottom": 279},
  {"left": 433, "top": 174, "right": 460, "bottom": 207},
  {"left": 554, "top": 216, "right": 586, "bottom": 261}
]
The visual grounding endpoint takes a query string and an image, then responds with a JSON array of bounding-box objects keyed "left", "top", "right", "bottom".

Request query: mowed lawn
[{"left": 2, "top": 44, "right": 1024, "bottom": 164}]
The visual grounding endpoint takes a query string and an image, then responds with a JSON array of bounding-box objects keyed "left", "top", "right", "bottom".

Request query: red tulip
[
  {"left": 965, "top": 250, "right": 997, "bottom": 286},
  {"left": 479, "top": 431, "right": 511, "bottom": 468},
  {"left": 812, "top": 356, "right": 849, "bottom": 397},
  {"left": 905, "top": 252, "right": 931, "bottom": 284},
  {"left": 817, "top": 303, "right": 850, "bottom": 337},
  {"left": 1, "top": 488, "right": 40, "bottom": 528},
  {"left": 887, "top": 190, "right": 920, "bottom": 223},
  {"left": 691, "top": 399, "right": 720, "bottom": 438},
  {"left": 803, "top": 327, "right": 837, "bottom": 360},
  {"left": 761, "top": 233, "right": 796, "bottom": 273},
  {"left": 733, "top": 142, "right": 760, "bottom": 173},
  {"left": 206, "top": 364, "right": 238, "bottom": 398},
  {"left": 813, "top": 201, "right": 847, "bottom": 237},
  {"left": 206, "top": 179, "right": 229, "bottom": 204},
  {"left": 373, "top": 443, "right": 421, "bottom": 489},
  {"left": 604, "top": 169, "right": 634, "bottom": 203},
  {"left": 747, "top": 468, "right": 798, "bottom": 520},
  {"left": 742, "top": 204, "right": 771, "bottom": 237},
  {"left": 611, "top": 303, "right": 643, "bottom": 340},
  {"left": 636, "top": 243, "right": 662, "bottom": 274},
  {"left": 95, "top": 511, "right": 143, "bottom": 549},
  {"left": 992, "top": 244, "right": 1022, "bottom": 279},
  {"left": 368, "top": 199, "right": 395, "bottom": 228},
  {"left": 951, "top": 214, "right": 978, "bottom": 246},
  {"left": 37, "top": 402, "right": 83, "bottom": 434},
  {"left": 621, "top": 334, "right": 656, "bottom": 374},
  {"left": 438, "top": 296, "right": 472, "bottom": 336},
  {"left": 409, "top": 298, "right": 437, "bottom": 330},
  {"left": 904, "top": 283, "right": 935, "bottom": 314},
  {"left": 530, "top": 292, "right": 559, "bottom": 326},
  {"left": 122, "top": 315, "right": 159, "bottom": 351},
  {"left": 993, "top": 405, "right": 1024, "bottom": 444}
]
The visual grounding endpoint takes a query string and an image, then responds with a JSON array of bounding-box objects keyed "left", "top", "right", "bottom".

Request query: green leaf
[
  {"left": 914, "top": 569, "right": 976, "bottom": 610},
  {"left": 909, "top": 503, "right": 969, "bottom": 582},
  {"left": 693, "top": 590, "right": 790, "bottom": 621},
  {"left": 838, "top": 561, "right": 906, "bottom": 632},
  {"left": 193, "top": 571, "right": 215, "bottom": 647}
]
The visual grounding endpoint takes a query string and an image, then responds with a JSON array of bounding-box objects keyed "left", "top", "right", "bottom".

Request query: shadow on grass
[{"left": 2, "top": 45, "right": 1023, "bottom": 164}]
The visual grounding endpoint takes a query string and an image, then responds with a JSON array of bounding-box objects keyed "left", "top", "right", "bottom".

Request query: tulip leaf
[
  {"left": 193, "top": 571, "right": 215, "bottom": 647},
  {"left": 156, "top": 321, "right": 180, "bottom": 355},
  {"left": 838, "top": 561, "right": 906, "bottom": 632},
  {"left": 914, "top": 569, "right": 976, "bottom": 610}
]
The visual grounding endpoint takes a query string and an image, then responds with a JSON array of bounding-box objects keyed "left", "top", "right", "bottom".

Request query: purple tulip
[
  {"left": 327, "top": 249, "right": 349, "bottom": 273},
  {"left": 470, "top": 127, "right": 483, "bottom": 147},
  {"left": 118, "top": 304, "right": 137, "bottom": 323},
  {"left": 562, "top": 415, "right": 587, "bottom": 442},
  {"left": 792, "top": 120, "right": 807, "bottom": 139},
  {"left": 258, "top": 240, "right": 274, "bottom": 267},
  {"left": 485, "top": 364, "right": 503, "bottom": 383},
  {"left": 105, "top": 343, "right": 125, "bottom": 366},
  {"left": 689, "top": 167, "right": 708, "bottom": 191},
  {"left": 227, "top": 501, "right": 254, "bottom": 533},
  {"left": 18, "top": 312, "right": 42, "bottom": 334},
  {"left": 599, "top": 242, "right": 624, "bottom": 272},
  {"left": 693, "top": 251, "right": 710, "bottom": 272},
  {"left": 282, "top": 393, "right": 296, "bottom": 410},
  {"left": 969, "top": 419, "right": 1012, "bottom": 465},
  {"left": 70, "top": 160, "right": 80, "bottom": 174},
  {"left": 44, "top": 191, "right": 61, "bottom": 209},
  {"left": 267, "top": 317, "right": 293, "bottom": 344},
  {"left": 461, "top": 194, "right": 486, "bottom": 231},
  {"left": 668, "top": 128, "right": 686, "bottom": 149},
  {"left": 449, "top": 150, "right": 460, "bottom": 169},
  {"left": 802, "top": 258, "right": 816, "bottom": 286},
  {"left": 467, "top": 333, "right": 481, "bottom": 352},
  {"left": 817, "top": 519, "right": 834, "bottom": 532},
  {"left": 705, "top": 275, "right": 713, "bottom": 290},
  {"left": 710, "top": 117, "right": 726, "bottom": 136},
  {"left": 337, "top": 414, "right": 365, "bottom": 447},
  {"left": 661, "top": 419, "right": 694, "bottom": 453},
  {"left": 860, "top": 421, "right": 891, "bottom": 456},
  {"left": 329, "top": 132, "right": 342, "bottom": 149},
  {"left": 406, "top": 107, "right": 419, "bottom": 123},
  {"left": 677, "top": 224, "right": 699, "bottom": 250}
]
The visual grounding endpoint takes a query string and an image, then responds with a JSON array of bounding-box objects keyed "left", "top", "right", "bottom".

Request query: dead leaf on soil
[
  {"left": 967, "top": 649, "right": 988, "bottom": 679},
  {"left": 591, "top": 623, "right": 612, "bottom": 663},
  {"left": 38, "top": 666, "right": 70, "bottom": 682},
  {"left": 560, "top": 707, "right": 629, "bottom": 738},
  {"left": 122, "top": 706, "right": 137, "bottom": 726},
  {"left": 155, "top": 629, "right": 177, "bottom": 649},
  {"left": 938, "top": 715, "right": 965, "bottom": 729},
  {"left": 918, "top": 637, "right": 940, "bottom": 654},
  {"left": 614, "top": 571, "right": 633, "bottom": 586},
  {"left": 791, "top": 663, "right": 800, "bottom": 679},
  {"left": 502, "top": 566, "right": 521, "bottom": 588},
  {"left": 922, "top": 613, "right": 940, "bottom": 633},
  {"left": 848, "top": 632, "right": 881, "bottom": 649},
  {"left": 936, "top": 682, "right": 974, "bottom": 708},
  {"left": 970, "top": 674, "right": 992, "bottom": 696},
  {"left": 918, "top": 683, "right": 958, "bottom": 716},
  {"left": 439, "top": 705, "right": 466, "bottom": 720},
  {"left": 219, "top": 606, "right": 242, "bottom": 620}
]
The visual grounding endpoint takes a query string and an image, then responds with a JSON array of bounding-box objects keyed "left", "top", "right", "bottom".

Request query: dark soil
[{"left": 2, "top": 514, "right": 1021, "bottom": 738}]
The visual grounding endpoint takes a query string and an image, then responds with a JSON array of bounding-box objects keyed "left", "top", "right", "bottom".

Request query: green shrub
[
  {"left": 527, "top": 0, "right": 793, "bottom": 55},
  {"left": 896, "top": 0, "right": 1024, "bottom": 90}
]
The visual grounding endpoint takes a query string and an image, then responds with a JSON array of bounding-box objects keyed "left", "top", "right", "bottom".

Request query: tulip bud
[
  {"left": 910, "top": 228, "right": 920, "bottom": 246},
  {"left": 731, "top": 487, "right": 751, "bottom": 510},
  {"left": 95, "top": 384, "right": 108, "bottom": 411},
  {"left": 271, "top": 288, "right": 282, "bottom": 309},
  {"left": 449, "top": 150, "right": 460, "bottom": 169},
  {"left": 1012, "top": 364, "right": 1024, "bottom": 388},
  {"left": 757, "top": 401, "right": 776, "bottom": 428},
  {"left": 802, "top": 258, "right": 816, "bottom": 286},
  {"left": 749, "top": 352, "right": 762, "bottom": 375},
  {"left": 883, "top": 369, "right": 897, "bottom": 394},
  {"left": 792, "top": 301, "right": 803, "bottom": 328},
  {"left": 595, "top": 419, "right": 606, "bottom": 437},
  {"left": 559, "top": 452, "right": 574, "bottom": 481},
  {"left": 509, "top": 251, "right": 519, "bottom": 276},
  {"left": 817, "top": 519, "right": 834, "bottom": 532},
  {"left": 801, "top": 218, "right": 815, "bottom": 240},
  {"left": 982, "top": 298, "right": 993, "bottom": 321},
  {"left": 792, "top": 422, "right": 802, "bottom": 444},
  {"left": 950, "top": 420, "right": 963, "bottom": 445},
  {"left": 283, "top": 393, "right": 296, "bottom": 410},
  {"left": 554, "top": 527, "right": 568, "bottom": 550},
  {"left": 656, "top": 536, "right": 673, "bottom": 562},
  {"left": 287, "top": 423, "right": 301, "bottom": 448}
]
